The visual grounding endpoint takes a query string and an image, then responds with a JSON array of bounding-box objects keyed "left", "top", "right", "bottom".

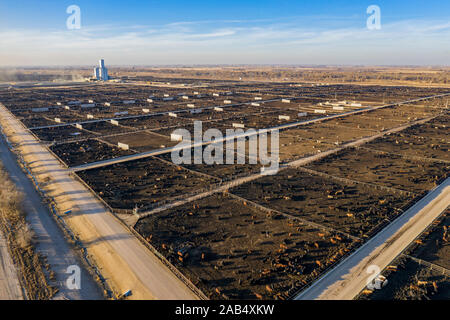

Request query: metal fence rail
[
  {"left": 402, "top": 254, "right": 450, "bottom": 277},
  {"left": 227, "top": 192, "right": 361, "bottom": 241},
  {"left": 358, "top": 146, "right": 450, "bottom": 164},
  {"left": 297, "top": 166, "right": 418, "bottom": 197}
]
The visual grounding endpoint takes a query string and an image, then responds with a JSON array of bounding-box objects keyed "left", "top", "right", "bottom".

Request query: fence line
[
  {"left": 297, "top": 167, "right": 418, "bottom": 197},
  {"left": 227, "top": 192, "right": 361, "bottom": 241},
  {"left": 402, "top": 254, "right": 450, "bottom": 277},
  {"left": 358, "top": 146, "right": 450, "bottom": 164}
]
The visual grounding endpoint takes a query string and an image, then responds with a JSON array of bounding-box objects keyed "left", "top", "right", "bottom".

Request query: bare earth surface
[
  {"left": 0, "top": 103, "right": 198, "bottom": 300},
  {"left": 0, "top": 229, "right": 23, "bottom": 300},
  {"left": 0, "top": 135, "right": 104, "bottom": 300}
]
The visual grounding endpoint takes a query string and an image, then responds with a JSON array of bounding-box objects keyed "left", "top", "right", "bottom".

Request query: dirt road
[
  {"left": 0, "top": 103, "right": 199, "bottom": 300},
  {"left": 0, "top": 229, "right": 23, "bottom": 300},
  {"left": 295, "top": 178, "right": 450, "bottom": 300},
  {"left": 0, "top": 135, "right": 104, "bottom": 300}
]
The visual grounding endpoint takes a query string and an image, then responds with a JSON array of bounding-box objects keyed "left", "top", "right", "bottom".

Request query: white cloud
[{"left": 0, "top": 18, "right": 449, "bottom": 66}]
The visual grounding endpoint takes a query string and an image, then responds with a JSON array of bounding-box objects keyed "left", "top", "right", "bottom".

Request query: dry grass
[
  {"left": 0, "top": 165, "right": 55, "bottom": 299},
  {"left": 113, "top": 66, "right": 450, "bottom": 87}
]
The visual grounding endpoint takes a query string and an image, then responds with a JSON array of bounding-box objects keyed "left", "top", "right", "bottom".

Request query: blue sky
[{"left": 0, "top": 0, "right": 449, "bottom": 66}]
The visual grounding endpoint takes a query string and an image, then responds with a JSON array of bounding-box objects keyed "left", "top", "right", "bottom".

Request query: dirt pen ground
[
  {"left": 230, "top": 169, "right": 411, "bottom": 238},
  {"left": 77, "top": 156, "right": 219, "bottom": 210},
  {"left": 135, "top": 193, "right": 356, "bottom": 300},
  {"left": 306, "top": 148, "right": 448, "bottom": 194},
  {"left": 0, "top": 81, "right": 448, "bottom": 300},
  {"left": 50, "top": 139, "right": 134, "bottom": 167}
]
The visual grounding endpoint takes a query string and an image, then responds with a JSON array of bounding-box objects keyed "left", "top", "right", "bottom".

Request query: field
[
  {"left": 135, "top": 193, "right": 356, "bottom": 299},
  {"left": 50, "top": 139, "right": 134, "bottom": 167},
  {"left": 0, "top": 79, "right": 448, "bottom": 300},
  {"left": 306, "top": 148, "right": 448, "bottom": 194},
  {"left": 231, "top": 168, "right": 411, "bottom": 238},
  {"left": 77, "top": 156, "right": 218, "bottom": 210}
]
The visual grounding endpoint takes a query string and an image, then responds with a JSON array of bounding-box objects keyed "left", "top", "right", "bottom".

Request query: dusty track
[
  {"left": 0, "top": 229, "right": 23, "bottom": 300},
  {"left": 0, "top": 103, "right": 199, "bottom": 300},
  {"left": 0, "top": 135, "right": 104, "bottom": 300}
]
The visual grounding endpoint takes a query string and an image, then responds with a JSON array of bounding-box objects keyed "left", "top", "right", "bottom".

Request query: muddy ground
[
  {"left": 77, "top": 156, "right": 218, "bottom": 209},
  {"left": 104, "top": 131, "right": 176, "bottom": 152},
  {"left": 230, "top": 168, "right": 411, "bottom": 238},
  {"left": 406, "top": 211, "right": 449, "bottom": 270},
  {"left": 2, "top": 82, "right": 448, "bottom": 300},
  {"left": 282, "top": 123, "right": 374, "bottom": 146},
  {"left": 364, "top": 128, "right": 449, "bottom": 161},
  {"left": 81, "top": 121, "right": 134, "bottom": 135},
  {"left": 306, "top": 148, "right": 449, "bottom": 194},
  {"left": 151, "top": 121, "right": 229, "bottom": 136},
  {"left": 135, "top": 193, "right": 356, "bottom": 299},
  {"left": 157, "top": 145, "right": 263, "bottom": 181},
  {"left": 279, "top": 134, "right": 335, "bottom": 162},
  {"left": 32, "top": 125, "right": 94, "bottom": 142},
  {"left": 50, "top": 139, "right": 134, "bottom": 167},
  {"left": 118, "top": 114, "right": 191, "bottom": 130},
  {"left": 21, "top": 117, "right": 56, "bottom": 128}
]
